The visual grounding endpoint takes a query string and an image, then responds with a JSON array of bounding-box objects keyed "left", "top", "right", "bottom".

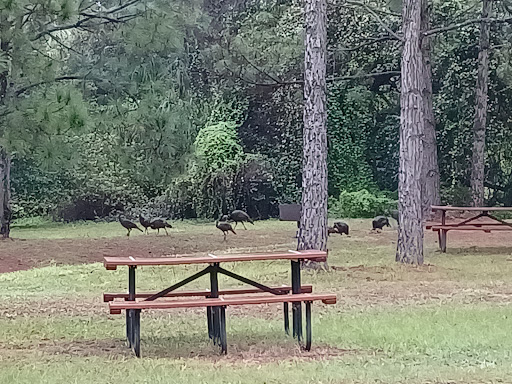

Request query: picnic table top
[
  {"left": 104, "top": 250, "right": 327, "bottom": 270},
  {"left": 431, "top": 205, "right": 512, "bottom": 212}
]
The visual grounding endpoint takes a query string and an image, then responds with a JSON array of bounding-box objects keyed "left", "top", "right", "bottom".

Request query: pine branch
[
  {"left": 235, "top": 70, "right": 401, "bottom": 87},
  {"left": 346, "top": 1, "right": 403, "bottom": 41},
  {"left": 79, "top": 12, "right": 127, "bottom": 24},
  {"left": 425, "top": 16, "right": 512, "bottom": 36},
  {"left": 335, "top": 35, "right": 400, "bottom": 52},
  {"left": 104, "top": 0, "right": 141, "bottom": 14},
  {"left": 32, "top": 0, "right": 141, "bottom": 41},
  {"left": 328, "top": 70, "right": 401, "bottom": 82},
  {"left": 345, "top": 0, "right": 401, "bottom": 18},
  {"left": 15, "top": 75, "right": 96, "bottom": 96},
  {"left": 239, "top": 53, "right": 284, "bottom": 85}
]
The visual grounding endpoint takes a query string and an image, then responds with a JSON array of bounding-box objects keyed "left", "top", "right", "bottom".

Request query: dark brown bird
[
  {"left": 334, "top": 221, "right": 349, "bottom": 236},
  {"left": 139, "top": 214, "right": 151, "bottom": 234},
  {"left": 149, "top": 218, "right": 172, "bottom": 235},
  {"left": 372, "top": 216, "right": 390, "bottom": 232},
  {"left": 328, "top": 226, "right": 339, "bottom": 236},
  {"left": 229, "top": 210, "right": 254, "bottom": 230},
  {"left": 119, "top": 215, "right": 143, "bottom": 237},
  {"left": 216, "top": 217, "right": 236, "bottom": 241}
]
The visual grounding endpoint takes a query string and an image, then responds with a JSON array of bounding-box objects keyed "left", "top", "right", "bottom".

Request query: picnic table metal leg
[
  {"left": 219, "top": 306, "right": 227, "bottom": 354},
  {"left": 132, "top": 309, "right": 141, "bottom": 358},
  {"left": 207, "top": 305, "right": 213, "bottom": 339},
  {"left": 127, "top": 266, "right": 136, "bottom": 347},
  {"left": 304, "top": 301, "right": 312, "bottom": 351},
  {"left": 291, "top": 260, "right": 302, "bottom": 341},
  {"left": 441, "top": 229, "right": 447, "bottom": 253},
  {"left": 210, "top": 263, "right": 220, "bottom": 345},
  {"left": 284, "top": 302, "right": 290, "bottom": 335},
  {"left": 437, "top": 210, "right": 447, "bottom": 253}
]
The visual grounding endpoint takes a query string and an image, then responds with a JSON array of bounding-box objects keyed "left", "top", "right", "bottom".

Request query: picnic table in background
[
  {"left": 427, "top": 206, "right": 512, "bottom": 252},
  {"left": 103, "top": 250, "right": 336, "bottom": 357}
]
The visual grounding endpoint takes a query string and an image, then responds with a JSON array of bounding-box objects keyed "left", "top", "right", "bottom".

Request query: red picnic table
[
  {"left": 103, "top": 250, "right": 336, "bottom": 357},
  {"left": 427, "top": 206, "right": 512, "bottom": 252}
]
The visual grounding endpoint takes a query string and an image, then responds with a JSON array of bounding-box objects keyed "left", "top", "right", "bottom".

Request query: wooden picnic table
[
  {"left": 103, "top": 250, "right": 333, "bottom": 357},
  {"left": 428, "top": 206, "right": 512, "bottom": 252}
]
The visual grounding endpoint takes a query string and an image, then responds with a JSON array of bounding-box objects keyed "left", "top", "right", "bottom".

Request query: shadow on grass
[{"left": 7, "top": 334, "right": 353, "bottom": 362}]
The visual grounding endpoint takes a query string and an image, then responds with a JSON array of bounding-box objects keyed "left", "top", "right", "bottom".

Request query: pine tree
[{"left": 298, "top": 0, "right": 328, "bottom": 264}]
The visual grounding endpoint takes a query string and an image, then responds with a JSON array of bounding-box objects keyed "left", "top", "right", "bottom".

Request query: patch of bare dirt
[{"left": 0, "top": 228, "right": 296, "bottom": 273}]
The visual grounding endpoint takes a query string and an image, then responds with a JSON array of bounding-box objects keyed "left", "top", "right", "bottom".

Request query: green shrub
[
  {"left": 194, "top": 121, "right": 244, "bottom": 172},
  {"left": 329, "top": 189, "right": 397, "bottom": 218}
]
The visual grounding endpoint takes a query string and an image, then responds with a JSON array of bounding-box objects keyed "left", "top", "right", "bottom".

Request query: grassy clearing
[{"left": 1, "top": 219, "right": 512, "bottom": 383}]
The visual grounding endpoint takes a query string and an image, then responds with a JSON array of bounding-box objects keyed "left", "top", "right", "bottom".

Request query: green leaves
[
  {"left": 194, "top": 121, "right": 244, "bottom": 173},
  {"left": 387, "top": 0, "right": 402, "bottom": 13},
  {"left": 329, "top": 189, "right": 397, "bottom": 218}
]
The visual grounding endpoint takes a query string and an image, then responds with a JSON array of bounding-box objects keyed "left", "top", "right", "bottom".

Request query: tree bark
[
  {"left": 0, "top": 148, "right": 11, "bottom": 238},
  {"left": 470, "top": 0, "right": 492, "bottom": 207},
  {"left": 298, "top": 0, "right": 328, "bottom": 266},
  {"left": 396, "top": 0, "right": 425, "bottom": 265},
  {"left": 0, "top": 18, "right": 10, "bottom": 238},
  {"left": 421, "top": 0, "right": 440, "bottom": 219}
]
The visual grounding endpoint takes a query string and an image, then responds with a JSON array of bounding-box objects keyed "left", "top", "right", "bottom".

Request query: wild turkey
[
  {"left": 372, "top": 216, "right": 390, "bottom": 232},
  {"left": 334, "top": 221, "right": 349, "bottom": 236},
  {"left": 327, "top": 226, "right": 339, "bottom": 236},
  {"left": 119, "top": 215, "right": 143, "bottom": 237},
  {"left": 229, "top": 210, "right": 254, "bottom": 230},
  {"left": 149, "top": 218, "right": 172, "bottom": 235},
  {"left": 216, "top": 217, "right": 236, "bottom": 241},
  {"left": 139, "top": 214, "right": 151, "bottom": 234}
]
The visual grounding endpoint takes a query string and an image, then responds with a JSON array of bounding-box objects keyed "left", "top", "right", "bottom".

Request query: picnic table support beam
[
  {"left": 210, "top": 263, "right": 220, "bottom": 345},
  {"left": 126, "top": 266, "right": 136, "bottom": 348},
  {"left": 207, "top": 306, "right": 213, "bottom": 339},
  {"left": 132, "top": 309, "right": 141, "bottom": 357},
  {"left": 216, "top": 267, "right": 286, "bottom": 296},
  {"left": 291, "top": 260, "right": 302, "bottom": 341},
  {"left": 441, "top": 210, "right": 447, "bottom": 253},
  {"left": 284, "top": 302, "right": 290, "bottom": 335},
  {"left": 440, "top": 229, "right": 447, "bottom": 252},
  {"left": 144, "top": 266, "right": 213, "bottom": 301},
  {"left": 219, "top": 306, "right": 227, "bottom": 354},
  {"left": 305, "top": 301, "right": 312, "bottom": 351}
]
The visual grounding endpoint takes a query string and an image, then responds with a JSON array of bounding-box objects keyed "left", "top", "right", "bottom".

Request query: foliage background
[{"left": 4, "top": 0, "right": 512, "bottom": 221}]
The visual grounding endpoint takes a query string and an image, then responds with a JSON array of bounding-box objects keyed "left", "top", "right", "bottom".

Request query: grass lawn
[{"left": 1, "top": 219, "right": 512, "bottom": 383}]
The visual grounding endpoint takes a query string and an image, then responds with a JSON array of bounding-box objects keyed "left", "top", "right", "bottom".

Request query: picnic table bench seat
[
  {"left": 104, "top": 284, "right": 313, "bottom": 302},
  {"left": 109, "top": 293, "right": 337, "bottom": 357}
]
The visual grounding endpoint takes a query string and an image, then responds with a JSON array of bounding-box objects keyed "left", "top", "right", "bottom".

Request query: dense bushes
[
  {"left": 329, "top": 189, "right": 397, "bottom": 218},
  {"left": 11, "top": 132, "right": 148, "bottom": 222}
]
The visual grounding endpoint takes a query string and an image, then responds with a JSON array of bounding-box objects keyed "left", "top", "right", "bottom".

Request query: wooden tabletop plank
[
  {"left": 431, "top": 205, "right": 512, "bottom": 212},
  {"left": 104, "top": 250, "right": 327, "bottom": 270},
  {"left": 109, "top": 293, "right": 337, "bottom": 313}
]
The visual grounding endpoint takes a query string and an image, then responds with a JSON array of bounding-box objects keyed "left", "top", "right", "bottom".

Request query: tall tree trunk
[
  {"left": 396, "top": 0, "right": 425, "bottom": 265},
  {"left": 298, "top": 0, "right": 328, "bottom": 266},
  {"left": 0, "top": 23, "right": 11, "bottom": 239},
  {"left": 0, "top": 148, "right": 11, "bottom": 238},
  {"left": 421, "top": 0, "right": 440, "bottom": 219},
  {"left": 470, "top": 0, "right": 492, "bottom": 207}
]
